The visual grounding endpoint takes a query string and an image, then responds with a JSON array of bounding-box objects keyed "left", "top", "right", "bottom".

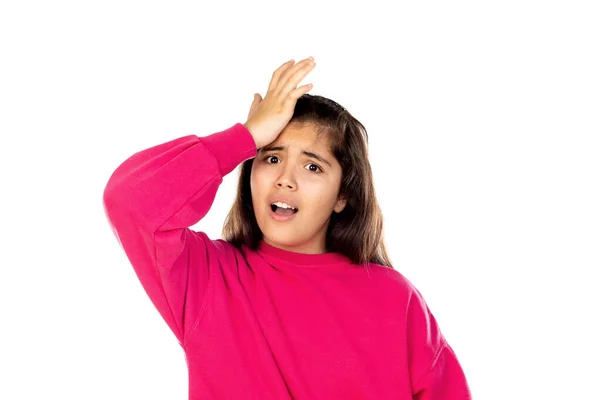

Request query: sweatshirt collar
[{"left": 257, "top": 240, "right": 351, "bottom": 267}]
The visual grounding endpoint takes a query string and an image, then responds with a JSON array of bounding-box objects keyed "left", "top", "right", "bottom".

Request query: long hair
[{"left": 222, "top": 93, "right": 393, "bottom": 268}]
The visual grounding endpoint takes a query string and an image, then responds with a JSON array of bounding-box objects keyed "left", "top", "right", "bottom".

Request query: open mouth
[{"left": 270, "top": 203, "right": 299, "bottom": 216}]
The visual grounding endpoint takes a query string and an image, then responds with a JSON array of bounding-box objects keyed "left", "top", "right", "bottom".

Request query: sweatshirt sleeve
[
  {"left": 406, "top": 288, "right": 472, "bottom": 400},
  {"left": 102, "top": 122, "right": 257, "bottom": 347}
]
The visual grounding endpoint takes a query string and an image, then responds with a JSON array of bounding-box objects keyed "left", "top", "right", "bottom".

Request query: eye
[
  {"left": 263, "top": 155, "right": 322, "bottom": 173},
  {"left": 305, "top": 163, "right": 322, "bottom": 173},
  {"left": 264, "top": 155, "right": 280, "bottom": 164}
]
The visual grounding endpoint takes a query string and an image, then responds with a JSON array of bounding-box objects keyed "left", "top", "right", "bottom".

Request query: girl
[{"left": 103, "top": 57, "right": 471, "bottom": 399}]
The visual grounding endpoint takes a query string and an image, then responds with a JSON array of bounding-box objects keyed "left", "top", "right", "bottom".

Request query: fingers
[
  {"left": 266, "top": 57, "right": 315, "bottom": 97},
  {"left": 275, "top": 58, "right": 315, "bottom": 95},
  {"left": 267, "top": 59, "right": 295, "bottom": 93},
  {"left": 284, "top": 83, "right": 313, "bottom": 107}
]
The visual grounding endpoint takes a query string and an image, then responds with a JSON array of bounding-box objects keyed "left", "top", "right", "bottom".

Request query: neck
[
  {"left": 257, "top": 240, "right": 351, "bottom": 267},
  {"left": 263, "top": 237, "right": 326, "bottom": 254}
]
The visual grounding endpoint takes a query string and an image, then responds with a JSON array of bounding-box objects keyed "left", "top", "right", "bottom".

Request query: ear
[{"left": 333, "top": 196, "right": 347, "bottom": 213}]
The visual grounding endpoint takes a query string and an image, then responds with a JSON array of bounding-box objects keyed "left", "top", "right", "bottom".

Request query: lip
[
  {"left": 269, "top": 197, "right": 299, "bottom": 210},
  {"left": 269, "top": 206, "right": 298, "bottom": 222}
]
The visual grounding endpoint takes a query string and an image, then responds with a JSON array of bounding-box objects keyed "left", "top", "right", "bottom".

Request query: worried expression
[{"left": 250, "top": 123, "right": 347, "bottom": 254}]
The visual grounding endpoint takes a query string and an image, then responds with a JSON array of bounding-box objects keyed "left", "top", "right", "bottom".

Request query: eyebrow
[{"left": 260, "top": 145, "right": 333, "bottom": 168}]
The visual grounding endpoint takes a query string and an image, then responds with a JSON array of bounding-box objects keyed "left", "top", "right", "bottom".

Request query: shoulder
[
  {"left": 359, "top": 263, "right": 440, "bottom": 321},
  {"left": 186, "top": 232, "right": 247, "bottom": 267},
  {"left": 366, "top": 263, "right": 445, "bottom": 341},
  {"left": 361, "top": 262, "right": 422, "bottom": 300}
]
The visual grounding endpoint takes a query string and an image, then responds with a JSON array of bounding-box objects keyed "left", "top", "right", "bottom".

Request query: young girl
[{"left": 103, "top": 56, "right": 472, "bottom": 399}]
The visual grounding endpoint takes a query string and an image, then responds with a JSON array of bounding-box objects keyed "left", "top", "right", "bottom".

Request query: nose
[
  {"left": 276, "top": 180, "right": 295, "bottom": 189},
  {"left": 275, "top": 166, "right": 296, "bottom": 190}
]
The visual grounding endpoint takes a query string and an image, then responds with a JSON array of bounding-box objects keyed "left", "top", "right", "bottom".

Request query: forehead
[{"left": 270, "top": 123, "right": 331, "bottom": 151}]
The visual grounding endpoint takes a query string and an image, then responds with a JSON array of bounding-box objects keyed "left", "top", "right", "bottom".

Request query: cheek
[
  {"left": 303, "top": 182, "right": 340, "bottom": 212},
  {"left": 250, "top": 173, "right": 260, "bottom": 205},
  {"left": 250, "top": 169, "right": 271, "bottom": 209}
]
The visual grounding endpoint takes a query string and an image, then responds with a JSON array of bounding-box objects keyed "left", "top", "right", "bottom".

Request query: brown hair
[{"left": 222, "top": 93, "right": 393, "bottom": 268}]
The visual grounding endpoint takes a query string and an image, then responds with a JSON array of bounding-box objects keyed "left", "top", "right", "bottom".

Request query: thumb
[{"left": 248, "top": 93, "right": 262, "bottom": 120}]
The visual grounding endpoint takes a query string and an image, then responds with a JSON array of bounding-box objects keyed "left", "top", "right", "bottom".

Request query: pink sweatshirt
[{"left": 102, "top": 122, "right": 471, "bottom": 399}]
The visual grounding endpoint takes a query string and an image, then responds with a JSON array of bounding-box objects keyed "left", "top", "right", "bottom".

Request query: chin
[
  {"left": 262, "top": 229, "right": 301, "bottom": 247},
  {"left": 259, "top": 223, "right": 302, "bottom": 245}
]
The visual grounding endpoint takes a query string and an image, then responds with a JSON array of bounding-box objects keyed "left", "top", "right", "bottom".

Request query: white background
[{"left": 1, "top": 0, "right": 598, "bottom": 399}]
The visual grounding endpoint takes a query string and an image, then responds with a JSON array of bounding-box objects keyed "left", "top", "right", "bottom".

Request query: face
[{"left": 250, "top": 123, "right": 347, "bottom": 254}]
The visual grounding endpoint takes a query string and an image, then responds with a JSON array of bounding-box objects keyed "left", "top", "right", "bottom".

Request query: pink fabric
[{"left": 103, "top": 123, "right": 471, "bottom": 399}]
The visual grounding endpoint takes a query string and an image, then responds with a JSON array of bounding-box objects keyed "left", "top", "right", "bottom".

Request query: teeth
[{"left": 272, "top": 201, "right": 296, "bottom": 210}]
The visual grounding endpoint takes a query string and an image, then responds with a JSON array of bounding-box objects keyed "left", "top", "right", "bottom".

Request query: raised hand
[{"left": 244, "top": 57, "right": 316, "bottom": 149}]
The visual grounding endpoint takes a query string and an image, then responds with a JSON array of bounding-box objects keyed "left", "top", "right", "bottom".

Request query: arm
[
  {"left": 406, "top": 288, "right": 472, "bottom": 399},
  {"left": 412, "top": 343, "right": 472, "bottom": 400},
  {"left": 102, "top": 123, "right": 257, "bottom": 346}
]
